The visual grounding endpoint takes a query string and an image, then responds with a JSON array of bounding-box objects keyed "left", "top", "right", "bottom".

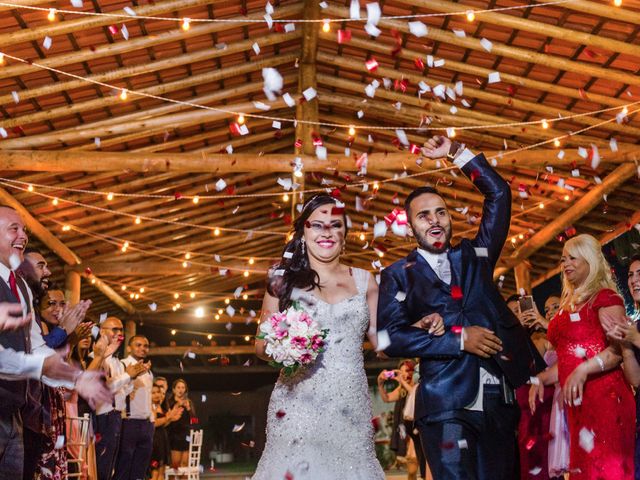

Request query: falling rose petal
[
  {"left": 232, "top": 422, "right": 245, "bottom": 433},
  {"left": 579, "top": 428, "right": 595, "bottom": 453},
  {"left": 376, "top": 330, "right": 391, "bottom": 351},
  {"left": 451, "top": 286, "right": 463, "bottom": 300}
]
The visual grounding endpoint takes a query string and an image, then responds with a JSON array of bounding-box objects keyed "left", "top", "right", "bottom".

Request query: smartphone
[
  {"left": 518, "top": 295, "right": 534, "bottom": 314},
  {"left": 383, "top": 370, "right": 396, "bottom": 379}
]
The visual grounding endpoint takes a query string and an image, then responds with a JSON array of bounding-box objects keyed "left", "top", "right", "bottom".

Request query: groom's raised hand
[
  {"left": 462, "top": 326, "right": 503, "bottom": 358},
  {"left": 421, "top": 135, "right": 451, "bottom": 159}
]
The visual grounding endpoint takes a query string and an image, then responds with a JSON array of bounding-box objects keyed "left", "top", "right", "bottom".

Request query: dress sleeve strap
[
  {"left": 591, "top": 288, "right": 625, "bottom": 310},
  {"left": 353, "top": 268, "right": 369, "bottom": 295}
]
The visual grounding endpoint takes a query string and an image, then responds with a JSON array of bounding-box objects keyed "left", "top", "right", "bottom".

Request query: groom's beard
[{"left": 413, "top": 224, "right": 452, "bottom": 254}]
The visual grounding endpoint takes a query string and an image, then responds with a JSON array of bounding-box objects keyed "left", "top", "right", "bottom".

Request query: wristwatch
[{"left": 446, "top": 141, "right": 465, "bottom": 162}]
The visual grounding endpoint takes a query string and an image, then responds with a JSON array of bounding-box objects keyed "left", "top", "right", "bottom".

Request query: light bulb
[
  {"left": 348, "top": 126, "right": 356, "bottom": 136},
  {"left": 553, "top": 138, "right": 560, "bottom": 147},
  {"left": 174, "top": 293, "right": 180, "bottom": 299},
  {"left": 207, "top": 334, "right": 213, "bottom": 340},
  {"left": 283, "top": 193, "right": 289, "bottom": 202},
  {"left": 185, "top": 253, "right": 191, "bottom": 260},
  {"left": 195, "top": 307, "right": 205, "bottom": 318},
  {"left": 564, "top": 194, "right": 570, "bottom": 201},
  {"left": 614, "top": 0, "right": 622, "bottom": 6},
  {"left": 244, "top": 271, "right": 249, "bottom": 277},
  {"left": 237, "top": 114, "right": 245, "bottom": 124},
  {"left": 182, "top": 261, "right": 188, "bottom": 268},
  {"left": 322, "top": 19, "right": 330, "bottom": 33},
  {"left": 190, "top": 292, "right": 196, "bottom": 299},
  {"left": 248, "top": 258, "right": 255, "bottom": 265},
  {"left": 225, "top": 298, "right": 230, "bottom": 305},
  {"left": 52, "top": 198, "right": 59, "bottom": 206},
  {"left": 359, "top": 233, "right": 365, "bottom": 241},
  {"left": 121, "top": 285, "right": 127, "bottom": 291},
  {"left": 215, "top": 314, "right": 220, "bottom": 320},
  {"left": 466, "top": 10, "right": 475, "bottom": 21},
  {"left": 107, "top": 192, "right": 114, "bottom": 200},
  {"left": 134, "top": 293, "right": 140, "bottom": 299},
  {"left": 120, "top": 89, "right": 128, "bottom": 100},
  {"left": 193, "top": 196, "right": 199, "bottom": 204},
  {"left": 91, "top": 278, "right": 96, "bottom": 284},
  {"left": 0, "top": 53, "right": 4, "bottom": 65},
  {"left": 541, "top": 119, "right": 549, "bottom": 129},
  {"left": 62, "top": 225, "right": 71, "bottom": 231},
  {"left": 48, "top": 8, "right": 56, "bottom": 21},
  {"left": 134, "top": 216, "right": 141, "bottom": 224},
  {"left": 242, "top": 294, "right": 248, "bottom": 300},
  {"left": 244, "top": 335, "right": 251, "bottom": 342},
  {"left": 214, "top": 228, "right": 220, "bottom": 236},
  {"left": 539, "top": 203, "right": 545, "bottom": 209},
  {"left": 139, "top": 287, "right": 145, "bottom": 293},
  {"left": 181, "top": 18, "right": 190, "bottom": 30},
  {"left": 27, "top": 184, "right": 33, "bottom": 192},
  {"left": 218, "top": 309, "right": 223, "bottom": 315},
  {"left": 171, "top": 329, "right": 177, "bottom": 335}
]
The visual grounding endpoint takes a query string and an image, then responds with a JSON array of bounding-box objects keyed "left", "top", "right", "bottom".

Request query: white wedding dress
[{"left": 252, "top": 268, "right": 385, "bottom": 479}]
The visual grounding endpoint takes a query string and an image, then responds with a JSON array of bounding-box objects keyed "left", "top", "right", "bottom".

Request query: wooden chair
[
  {"left": 165, "top": 429, "right": 204, "bottom": 480},
  {"left": 66, "top": 413, "right": 92, "bottom": 478}
]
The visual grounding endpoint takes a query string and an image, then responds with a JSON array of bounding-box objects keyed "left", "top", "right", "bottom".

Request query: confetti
[
  {"left": 121, "top": 24, "right": 129, "bottom": 40},
  {"left": 225, "top": 322, "right": 233, "bottom": 331},
  {"left": 609, "top": 138, "right": 618, "bottom": 152},
  {"left": 590, "top": 144, "right": 600, "bottom": 169},
  {"left": 376, "top": 330, "right": 391, "bottom": 352},
  {"left": 282, "top": 93, "right": 295, "bottom": 107},
  {"left": 201, "top": 394, "right": 207, "bottom": 402},
  {"left": 252, "top": 42, "right": 260, "bottom": 55},
  {"left": 574, "top": 346, "right": 587, "bottom": 358},
  {"left": 458, "top": 439, "right": 468, "bottom": 449},
  {"left": 232, "top": 423, "right": 245, "bottom": 433},
  {"left": 474, "top": 247, "right": 488, "bottom": 257},
  {"left": 43, "top": 36, "right": 52, "bottom": 50},
  {"left": 451, "top": 286, "right": 463, "bottom": 300},
  {"left": 11, "top": 91, "right": 19, "bottom": 104},
  {"left": 487, "top": 72, "right": 501, "bottom": 84},
  {"left": 480, "top": 38, "right": 493, "bottom": 52},
  {"left": 452, "top": 29, "right": 466, "bottom": 37},
  {"left": 529, "top": 376, "right": 540, "bottom": 386},
  {"left": 395, "top": 291, "right": 407, "bottom": 302},
  {"left": 373, "top": 221, "right": 387, "bottom": 239},
  {"left": 349, "top": 0, "right": 360, "bottom": 19},
  {"left": 366, "top": 2, "right": 381, "bottom": 25},
  {"left": 123, "top": 6, "right": 136, "bottom": 16},
  {"left": 215, "top": 178, "right": 227, "bottom": 191},
  {"left": 0, "top": 128, "right": 7, "bottom": 138},
  {"left": 70, "top": 0, "right": 83, "bottom": 6},
  {"left": 91, "top": 325, "right": 100, "bottom": 338},
  {"left": 148, "top": 303, "right": 157, "bottom": 311},
  {"left": 302, "top": 87, "right": 317, "bottom": 101},
  {"left": 54, "top": 435, "right": 65, "bottom": 449},
  {"left": 529, "top": 467, "right": 542, "bottom": 475},
  {"left": 364, "top": 23, "right": 381, "bottom": 37},
  {"left": 578, "top": 428, "right": 595, "bottom": 453},
  {"left": 365, "top": 57, "right": 379, "bottom": 72},
  {"left": 570, "top": 312, "right": 581, "bottom": 322},
  {"left": 226, "top": 305, "right": 236, "bottom": 317},
  {"left": 408, "top": 21, "right": 428, "bottom": 37}
]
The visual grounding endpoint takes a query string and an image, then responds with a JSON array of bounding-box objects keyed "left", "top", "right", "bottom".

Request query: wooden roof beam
[
  {"left": 324, "top": 4, "right": 640, "bottom": 87},
  {"left": 0, "top": 3, "right": 304, "bottom": 81},
  {"left": 396, "top": 0, "right": 640, "bottom": 57},
  {"left": 66, "top": 260, "right": 269, "bottom": 276},
  {"left": 494, "top": 162, "right": 639, "bottom": 278},
  {"left": 0, "top": 188, "right": 135, "bottom": 313},
  {"left": 2, "top": 145, "right": 639, "bottom": 174}
]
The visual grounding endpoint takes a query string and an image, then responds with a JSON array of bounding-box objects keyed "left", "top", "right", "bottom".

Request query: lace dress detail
[{"left": 252, "top": 268, "right": 385, "bottom": 480}]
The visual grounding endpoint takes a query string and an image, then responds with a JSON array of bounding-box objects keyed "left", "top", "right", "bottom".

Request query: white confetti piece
[
  {"left": 8, "top": 253, "right": 21, "bottom": 270},
  {"left": 11, "top": 91, "right": 20, "bottom": 103},
  {"left": 201, "top": 394, "right": 207, "bottom": 402},
  {"left": 433, "top": 84, "right": 445, "bottom": 99},
  {"left": 454, "top": 81, "right": 464, "bottom": 96},
  {"left": 264, "top": 14, "right": 273, "bottom": 30},
  {"left": 123, "top": 6, "right": 136, "bottom": 16},
  {"left": 366, "top": 2, "right": 381, "bottom": 25},
  {"left": 395, "top": 291, "right": 406, "bottom": 302},
  {"left": 376, "top": 329, "right": 391, "bottom": 352},
  {"left": 446, "top": 127, "right": 456, "bottom": 138},
  {"left": 43, "top": 36, "right": 52, "bottom": 50},
  {"left": 225, "top": 144, "right": 233, "bottom": 154},
  {"left": 225, "top": 322, "right": 233, "bottom": 331},
  {"left": 357, "top": 110, "right": 364, "bottom": 118},
  {"left": 226, "top": 305, "right": 236, "bottom": 317},
  {"left": 574, "top": 346, "right": 586, "bottom": 358},
  {"left": 480, "top": 38, "right": 493, "bottom": 52},
  {"left": 262, "top": 68, "right": 283, "bottom": 101},
  {"left": 54, "top": 435, "right": 65, "bottom": 449},
  {"left": 450, "top": 106, "right": 458, "bottom": 114},
  {"left": 474, "top": 247, "right": 488, "bottom": 257},
  {"left": 609, "top": 137, "right": 618, "bottom": 152},
  {"left": 282, "top": 92, "right": 295, "bottom": 107},
  {"left": 265, "top": 1, "right": 274, "bottom": 14},
  {"left": 277, "top": 177, "right": 292, "bottom": 190},
  {"left": 315, "top": 145, "right": 327, "bottom": 160},
  {"left": 487, "top": 72, "right": 501, "bottom": 84},
  {"left": 452, "top": 29, "right": 466, "bottom": 37},
  {"left": 364, "top": 22, "right": 381, "bottom": 37},
  {"left": 91, "top": 325, "right": 100, "bottom": 338},
  {"left": 319, "top": 1, "right": 328, "bottom": 8},
  {"left": 578, "top": 146, "right": 588, "bottom": 159},
  {"left": 121, "top": 24, "right": 129, "bottom": 40},
  {"left": 408, "top": 21, "right": 428, "bottom": 37},
  {"left": 252, "top": 42, "right": 260, "bottom": 55},
  {"left": 302, "top": 87, "right": 317, "bottom": 101},
  {"left": 458, "top": 439, "right": 468, "bottom": 449},
  {"left": 461, "top": 99, "right": 471, "bottom": 108},
  {"left": 557, "top": 150, "right": 565, "bottom": 159},
  {"left": 70, "top": 0, "right": 83, "bottom": 7},
  {"left": 529, "top": 467, "right": 542, "bottom": 475},
  {"left": 529, "top": 376, "right": 540, "bottom": 386},
  {"left": 373, "top": 221, "right": 387, "bottom": 239},
  {"left": 94, "top": 137, "right": 101, "bottom": 147},
  {"left": 395, "top": 129, "right": 409, "bottom": 146},
  {"left": 391, "top": 222, "right": 407, "bottom": 237},
  {"left": 364, "top": 83, "right": 376, "bottom": 98},
  {"left": 148, "top": 303, "right": 157, "bottom": 311},
  {"left": 215, "top": 178, "right": 227, "bottom": 191},
  {"left": 232, "top": 422, "right": 245, "bottom": 432},
  {"left": 99, "top": 313, "right": 108, "bottom": 323},
  {"left": 284, "top": 23, "right": 295, "bottom": 32},
  {"left": 590, "top": 144, "right": 600, "bottom": 169},
  {"left": 187, "top": 351, "right": 196, "bottom": 359},
  {"left": 349, "top": 0, "right": 360, "bottom": 19},
  {"left": 579, "top": 427, "right": 595, "bottom": 453},
  {"left": 434, "top": 58, "right": 445, "bottom": 67},
  {"left": 571, "top": 169, "right": 580, "bottom": 177},
  {"left": 593, "top": 176, "right": 602, "bottom": 184},
  {"left": 0, "top": 128, "right": 7, "bottom": 138}
]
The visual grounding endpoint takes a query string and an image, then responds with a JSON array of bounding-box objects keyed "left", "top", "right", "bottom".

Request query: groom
[{"left": 377, "top": 136, "right": 545, "bottom": 480}]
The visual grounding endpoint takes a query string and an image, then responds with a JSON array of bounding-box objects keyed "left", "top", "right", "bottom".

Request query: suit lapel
[{"left": 407, "top": 249, "right": 451, "bottom": 295}]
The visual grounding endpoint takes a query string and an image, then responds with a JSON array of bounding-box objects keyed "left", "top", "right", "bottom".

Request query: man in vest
[{"left": 0, "top": 205, "right": 111, "bottom": 477}]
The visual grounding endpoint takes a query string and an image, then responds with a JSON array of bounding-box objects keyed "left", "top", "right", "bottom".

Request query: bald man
[{"left": 93, "top": 317, "right": 147, "bottom": 480}]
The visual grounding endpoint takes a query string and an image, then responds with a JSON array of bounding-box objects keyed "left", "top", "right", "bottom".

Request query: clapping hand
[
  {"left": 60, "top": 300, "right": 92, "bottom": 335},
  {"left": 125, "top": 361, "right": 147, "bottom": 379},
  {"left": 168, "top": 405, "right": 184, "bottom": 421},
  {"left": 0, "top": 303, "right": 30, "bottom": 331},
  {"left": 412, "top": 313, "right": 445, "bottom": 336},
  {"left": 74, "top": 371, "right": 112, "bottom": 409},
  {"left": 67, "top": 321, "right": 93, "bottom": 346},
  {"left": 421, "top": 135, "right": 452, "bottom": 159}
]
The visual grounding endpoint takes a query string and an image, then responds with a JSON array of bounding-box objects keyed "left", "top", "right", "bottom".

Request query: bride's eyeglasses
[{"left": 304, "top": 220, "right": 344, "bottom": 233}]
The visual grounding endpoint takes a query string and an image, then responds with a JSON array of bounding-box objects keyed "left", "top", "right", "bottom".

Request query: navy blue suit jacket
[{"left": 377, "top": 153, "right": 545, "bottom": 421}]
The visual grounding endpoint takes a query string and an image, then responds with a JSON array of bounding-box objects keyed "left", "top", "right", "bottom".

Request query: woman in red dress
[{"left": 530, "top": 233, "right": 635, "bottom": 479}]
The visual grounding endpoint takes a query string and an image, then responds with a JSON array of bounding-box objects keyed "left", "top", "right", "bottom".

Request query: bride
[{"left": 252, "top": 194, "right": 386, "bottom": 479}]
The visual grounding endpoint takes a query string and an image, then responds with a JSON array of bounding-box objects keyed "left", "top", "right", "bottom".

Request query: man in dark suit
[{"left": 377, "top": 136, "right": 545, "bottom": 480}]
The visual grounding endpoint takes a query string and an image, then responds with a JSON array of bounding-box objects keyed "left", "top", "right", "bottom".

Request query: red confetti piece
[
  {"left": 108, "top": 25, "right": 119, "bottom": 35},
  {"left": 331, "top": 207, "right": 345, "bottom": 215},
  {"left": 284, "top": 471, "right": 294, "bottom": 480},
  {"left": 584, "top": 48, "right": 597, "bottom": 59},
  {"left": 229, "top": 123, "right": 242, "bottom": 135},
  {"left": 451, "top": 325, "right": 463, "bottom": 334},
  {"left": 507, "top": 85, "right": 517, "bottom": 96},
  {"left": 470, "top": 169, "right": 481, "bottom": 182},
  {"left": 365, "top": 57, "right": 379, "bottom": 72},
  {"left": 95, "top": 433, "right": 102, "bottom": 444},
  {"left": 294, "top": 138, "right": 302, "bottom": 148},
  {"left": 409, "top": 144, "right": 421, "bottom": 154},
  {"left": 414, "top": 57, "right": 425, "bottom": 70},
  {"left": 526, "top": 438, "right": 537, "bottom": 450},
  {"left": 12, "top": 126, "right": 24, "bottom": 135},
  {"left": 330, "top": 188, "right": 342, "bottom": 199},
  {"left": 84, "top": 267, "right": 92, "bottom": 275},
  {"left": 390, "top": 29, "right": 402, "bottom": 56},
  {"left": 276, "top": 410, "right": 286, "bottom": 418},
  {"left": 440, "top": 441, "right": 455, "bottom": 450},
  {"left": 273, "top": 23, "right": 284, "bottom": 33},
  {"left": 283, "top": 214, "right": 292, "bottom": 225},
  {"left": 312, "top": 136, "right": 323, "bottom": 146},
  {"left": 173, "top": 192, "right": 183, "bottom": 200},
  {"left": 565, "top": 226, "right": 577, "bottom": 237},
  {"left": 451, "top": 285, "right": 463, "bottom": 300},
  {"left": 337, "top": 29, "right": 351, "bottom": 44},
  {"left": 394, "top": 78, "right": 409, "bottom": 93}
]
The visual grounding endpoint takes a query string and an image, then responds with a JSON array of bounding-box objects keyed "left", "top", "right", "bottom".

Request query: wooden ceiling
[{"left": 1, "top": 0, "right": 639, "bottom": 336}]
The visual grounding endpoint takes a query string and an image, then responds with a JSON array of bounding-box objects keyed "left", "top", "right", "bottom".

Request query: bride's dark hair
[{"left": 267, "top": 194, "right": 349, "bottom": 311}]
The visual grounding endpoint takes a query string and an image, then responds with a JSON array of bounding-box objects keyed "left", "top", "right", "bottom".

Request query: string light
[
  {"left": 541, "top": 119, "right": 549, "bottom": 129},
  {"left": 553, "top": 138, "right": 561, "bottom": 147},
  {"left": 564, "top": 194, "right": 570, "bottom": 201},
  {"left": 248, "top": 258, "right": 255, "bottom": 265},
  {"left": 185, "top": 253, "right": 191, "bottom": 260},
  {"left": 242, "top": 294, "right": 248, "bottom": 300},
  {"left": 614, "top": 0, "right": 622, "bottom": 6},
  {"left": 174, "top": 293, "right": 180, "bottom": 299},
  {"left": 322, "top": 19, "right": 330, "bottom": 32},
  {"left": 225, "top": 298, "right": 230, "bottom": 304},
  {"left": 139, "top": 287, "right": 145, "bottom": 293},
  {"left": 121, "top": 285, "right": 127, "bottom": 291},
  {"left": 207, "top": 334, "right": 213, "bottom": 340},
  {"left": 52, "top": 197, "right": 59, "bottom": 206},
  {"left": 195, "top": 307, "right": 205, "bottom": 318},
  {"left": 218, "top": 309, "right": 223, "bottom": 315},
  {"left": 47, "top": 8, "right": 56, "bottom": 21},
  {"left": 518, "top": 233, "right": 524, "bottom": 240},
  {"left": 466, "top": 10, "right": 475, "bottom": 21},
  {"left": 622, "top": 106, "right": 629, "bottom": 115},
  {"left": 181, "top": 17, "right": 190, "bottom": 30},
  {"left": 539, "top": 202, "right": 545, "bottom": 209},
  {"left": 119, "top": 89, "right": 128, "bottom": 100},
  {"left": 359, "top": 233, "right": 366, "bottom": 241},
  {"left": 244, "top": 335, "right": 251, "bottom": 342},
  {"left": 107, "top": 192, "right": 114, "bottom": 201},
  {"left": 214, "top": 228, "right": 220, "bottom": 236},
  {"left": 244, "top": 270, "right": 250, "bottom": 277},
  {"left": 91, "top": 278, "right": 96, "bottom": 284},
  {"left": 192, "top": 195, "right": 200, "bottom": 204},
  {"left": 511, "top": 237, "right": 517, "bottom": 244},
  {"left": 171, "top": 329, "right": 177, "bottom": 335},
  {"left": 215, "top": 314, "right": 220, "bottom": 320},
  {"left": 134, "top": 216, "right": 141, "bottom": 224},
  {"left": 348, "top": 126, "right": 356, "bottom": 136},
  {"left": 27, "top": 184, "right": 33, "bottom": 192},
  {"left": 237, "top": 114, "right": 245, "bottom": 125},
  {"left": 62, "top": 225, "right": 71, "bottom": 231},
  {"left": 182, "top": 261, "right": 188, "bottom": 268},
  {"left": 282, "top": 193, "right": 289, "bottom": 202},
  {"left": 190, "top": 292, "right": 196, "bottom": 299},
  {"left": 0, "top": 53, "right": 4, "bottom": 65},
  {"left": 129, "top": 293, "right": 135, "bottom": 299},
  {"left": 449, "top": 128, "right": 457, "bottom": 138},
  {"left": 134, "top": 293, "right": 140, "bottom": 299}
]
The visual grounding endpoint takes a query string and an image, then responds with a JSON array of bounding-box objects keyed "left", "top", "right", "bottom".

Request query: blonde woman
[{"left": 529, "top": 234, "right": 634, "bottom": 479}]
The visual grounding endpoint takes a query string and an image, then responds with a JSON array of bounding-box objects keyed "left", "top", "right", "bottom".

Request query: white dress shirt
[
  {"left": 122, "top": 355, "right": 154, "bottom": 421},
  {"left": 96, "top": 355, "right": 133, "bottom": 415}
]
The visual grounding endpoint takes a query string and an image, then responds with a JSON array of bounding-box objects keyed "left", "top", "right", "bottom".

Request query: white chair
[
  {"left": 66, "top": 413, "right": 92, "bottom": 478},
  {"left": 165, "top": 429, "right": 203, "bottom": 480}
]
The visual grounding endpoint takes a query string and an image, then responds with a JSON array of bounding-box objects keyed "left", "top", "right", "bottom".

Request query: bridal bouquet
[{"left": 257, "top": 302, "right": 328, "bottom": 376}]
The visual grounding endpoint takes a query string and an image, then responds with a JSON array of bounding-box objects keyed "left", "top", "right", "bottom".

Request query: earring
[
  {"left": 301, "top": 239, "right": 306, "bottom": 256},
  {"left": 341, "top": 243, "right": 346, "bottom": 255}
]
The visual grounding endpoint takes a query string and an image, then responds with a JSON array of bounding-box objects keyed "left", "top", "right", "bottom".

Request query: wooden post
[
  {"left": 124, "top": 320, "right": 136, "bottom": 350},
  {"left": 514, "top": 263, "right": 532, "bottom": 295},
  {"left": 65, "top": 270, "right": 81, "bottom": 305}
]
